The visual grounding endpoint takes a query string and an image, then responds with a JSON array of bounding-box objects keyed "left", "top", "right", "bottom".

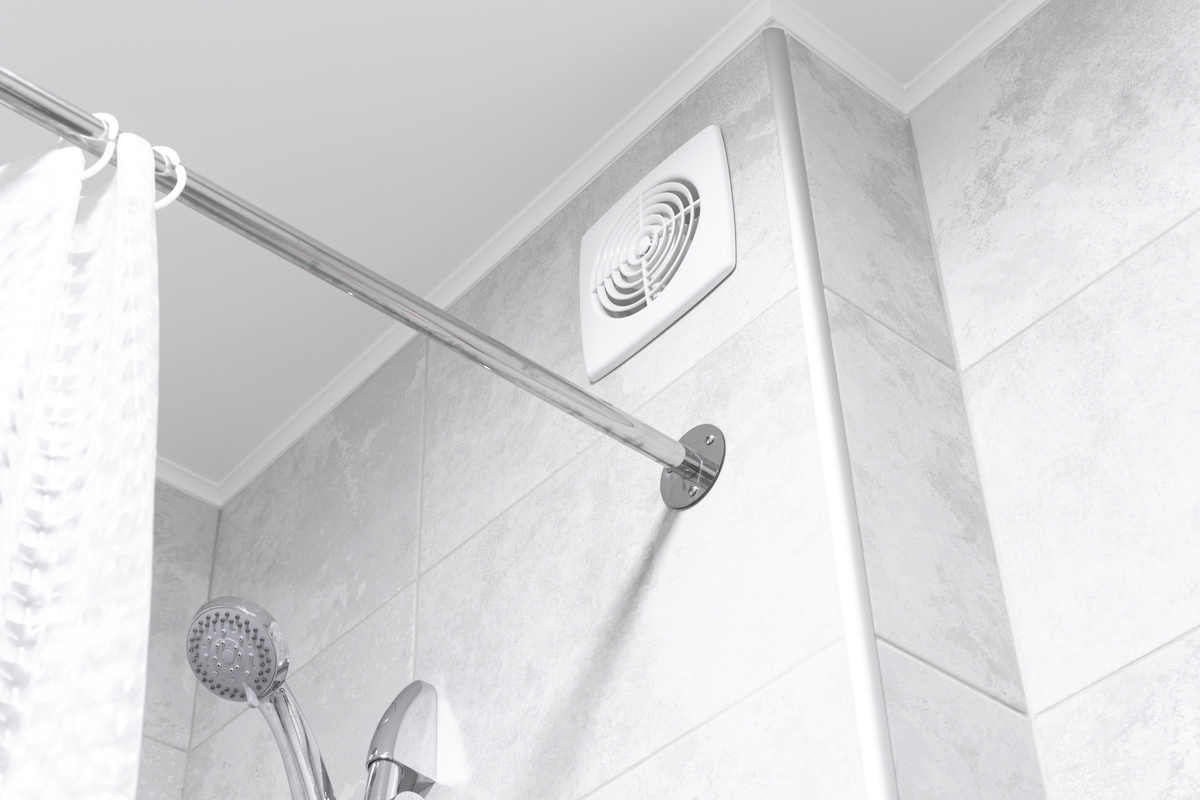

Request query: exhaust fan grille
[
  {"left": 592, "top": 180, "right": 700, "bottom": 318},
  {"left": 579, "top": 125, "right": 735, "bottom": 381}
]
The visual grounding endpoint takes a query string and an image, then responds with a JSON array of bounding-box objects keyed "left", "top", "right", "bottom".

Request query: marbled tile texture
[
  {"left": 585, "top": 644, "right": 867, "bottom": 800},
  {"left": 146, "top": 481, "right": 218, "bottom": 751},
  {"left": 963, "top": 211, "right": 1200, "bottom": 713},
  {"left": 195, "top": 339, "right": 425, "bottom": 746},
  {"left": 136, "top": 736, "right": 187, "bottom": 800},
  {"left": 419, "top": 34, "right": 796, "bottom": 569},
  {"left": 879, "top": 643, "right": 1044, "bottom": 800},
  {"left": 912, "top": 0, "right": 1200, "bottom": 367},
  {"left": 827, "top": 293, "right": 1024, "bottom": 709},
  {"left": 789, "top": 39, "right": 955, "bottom": 367},
  {"left": 1035, "top": 627, "right": 1200, "bottom": 800},
  {"left": 417, "top": 292, "right": 845, "bottom": 800}
]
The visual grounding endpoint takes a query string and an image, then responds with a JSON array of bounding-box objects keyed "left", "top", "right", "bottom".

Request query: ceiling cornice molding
[
  {"left": 900, "top": 0, "right": 1049, "bottom": 113},
  {"left": 158, "top": 0, "right": 1045, "bottom": 506}
]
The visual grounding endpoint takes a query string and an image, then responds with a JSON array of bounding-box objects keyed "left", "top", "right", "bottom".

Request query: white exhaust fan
[{"left": 579, "top": 124, "right": 735, "bottom": 381}]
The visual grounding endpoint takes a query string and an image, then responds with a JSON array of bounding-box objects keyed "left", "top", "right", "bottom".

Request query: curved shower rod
[{"left": 0, "top": 66, "right": 725, "bottom": 509}]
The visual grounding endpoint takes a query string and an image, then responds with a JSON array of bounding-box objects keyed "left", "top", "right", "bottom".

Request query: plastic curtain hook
[
  {"left": 152, "top": 145, "right": 187, "bottom": 210},
  {"left": 80, "top": 112, "right": 119, "bottom": 180}
]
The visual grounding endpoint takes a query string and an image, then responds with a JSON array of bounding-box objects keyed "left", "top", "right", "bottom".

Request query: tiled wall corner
[
  {"left": 193, "top": 337, "right": 425, "bottom": 747},
  {"left": 785, "top": 31, "right": 1034, "bottom": 798},
  {"left": 787, "top": 36, "right": 954, "bottom": 367},
  {"left": 911, "top": 0, "right": 1200, "bottom": 793},
  {"left": 911, "top": 0, "right": 1200, "bottom": 368},
  {"left": 879, "top": 643, "right": 1043, "bottom": 800},
  {"left": 137, "top": 480, "right": 220, "bottom": 800}
]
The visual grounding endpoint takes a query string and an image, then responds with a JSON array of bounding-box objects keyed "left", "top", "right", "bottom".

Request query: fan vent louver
[
  {"left": 593, "top": 180, "right": 700, "bottom": 318},
  {"left": 579, "top": 125, "right": 735, "bottom": 381}
]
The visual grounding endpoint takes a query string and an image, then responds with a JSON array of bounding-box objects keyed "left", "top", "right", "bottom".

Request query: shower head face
[{"left": 186, "top": 597, "right": 290, "bottom": 702}]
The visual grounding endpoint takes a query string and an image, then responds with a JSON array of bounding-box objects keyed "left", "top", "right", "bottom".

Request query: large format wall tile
[
  {"left": 137, "top": 737, "right": 187, "bottom": 800},
  {"left": 416, "top": 293, "right": 846, "bottom": 800},
  {"left": 419, "top": 34, "right": 796, "bottom": 568},
  {"left": 962, "top": 211, "right": 1200, "bottom": 712},
  {"left": 912, "top": 0, "right": 1200, "bottom": 366},
  {"left": 146, "top": 481, "right": 219, "bottom": 750},
  {"left": 185, "top": 587, "right": 416, "bottom": 800},
  {"left": 789, "top": 40, "right": 954, "bottom": 367},
  {"left": 827, "top": 294, "right": 1024, "bottom": 709},
  {"left": 879, "top": 643, "right": 1044, "bottom": 800},
  {"left": 585, "top": 644, "right": 866, "bottom": 800},
  {"left": 1035, "top": 626, "right": 1200, "bottom": 799},
  {"left": 198, "top": 339, "right": 425, "bottom": 744}
]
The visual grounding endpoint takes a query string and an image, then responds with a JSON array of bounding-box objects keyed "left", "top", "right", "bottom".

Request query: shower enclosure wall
[{"left": 133, "top": 2, "right": 1200, "bottom": 797}]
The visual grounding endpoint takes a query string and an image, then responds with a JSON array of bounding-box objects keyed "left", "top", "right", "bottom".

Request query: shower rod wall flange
[{"left": 0, "top": 65, "right": 726, "bottom": 509}]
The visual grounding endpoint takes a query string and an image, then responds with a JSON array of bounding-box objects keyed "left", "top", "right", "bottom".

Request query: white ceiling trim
[
  {"left": 899, "top": 0, "right": 1050, "bottom": 113},
  {"left": 156, "top": 0, "right": 1044, "bottom": 507}
]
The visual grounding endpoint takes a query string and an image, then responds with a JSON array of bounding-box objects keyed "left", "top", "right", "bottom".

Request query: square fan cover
[{"left": 579, "top": 124, "right": 735, "bottom": 381}]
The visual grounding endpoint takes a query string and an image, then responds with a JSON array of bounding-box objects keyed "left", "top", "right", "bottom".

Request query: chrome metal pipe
[
  {"left": 257, "top": 684, "right": 337, "bottom": 800},
  {"left": 0, "top": 66, "right": 721, "bottom": 496}
]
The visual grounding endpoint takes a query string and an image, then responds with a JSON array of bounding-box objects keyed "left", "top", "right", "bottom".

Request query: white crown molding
[
  {"left": 154, "top": 454, "right": 222, "bottom": 507},
  {"left": 901, "top": 0, "right": 1050, "bottom": 113},
  {"left": 163, "top": 0, "right": 1044, "bottom": 507},
  {"left": 767, "top": 0, "right": 910, "bottom": 110}
]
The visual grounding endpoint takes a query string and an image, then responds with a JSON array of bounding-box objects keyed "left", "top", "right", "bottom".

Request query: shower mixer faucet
[{"left": 186, "top": 597, "right": 437, "bottom": 800}]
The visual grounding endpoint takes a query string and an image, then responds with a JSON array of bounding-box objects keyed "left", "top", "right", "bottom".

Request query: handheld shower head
[
  {"left": 186, "top": 596, "right": 290, "bottom": 702},
  {"left": 186, "top": 597, "right": 332, "bottom": 800}
]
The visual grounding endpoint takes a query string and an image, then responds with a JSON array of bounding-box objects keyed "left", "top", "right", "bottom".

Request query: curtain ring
[
  {"left": 152, "top": 145, "right": 187, "bottom": 210},
  {"left": 80, "top": 112, "right": 119, "bottom": 180}
]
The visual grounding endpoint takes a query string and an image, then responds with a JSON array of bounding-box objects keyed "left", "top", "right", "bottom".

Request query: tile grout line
[
  {"left": 1033, "top": 620, "right": 1200, "bottom": 720},
  {"left": 574, "top": 637, "right": 845, "bottom": 800},
  {"left": 962, "top": 202, "right": 1200, "bottom": 375},
  {"left": 823, "top": 284, "right": 956, "bottom": 371},
  {"left": 416, "top": 287, "right": 802, "bottom": 581},
  {"left": 413, "top": 338, "right": 428, "bottom": 678},
  {"left": 184, "top": 495, "right": 225, "bottom": 766},
  {"left": 142, "top": 732, "right": 188, "bottom": 753},
  {"left": 876, "top": 635, "right": 1027, "bottom": 717}
]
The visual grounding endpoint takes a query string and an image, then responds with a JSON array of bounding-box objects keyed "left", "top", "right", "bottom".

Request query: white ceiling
[{"left": 0, "top": 0, "right": 1045, "bottom": 505}]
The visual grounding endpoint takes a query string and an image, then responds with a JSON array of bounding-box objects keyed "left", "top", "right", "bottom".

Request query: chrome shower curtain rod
[{"left": 0, "top": 66, "right": 723, "bottom": 508}]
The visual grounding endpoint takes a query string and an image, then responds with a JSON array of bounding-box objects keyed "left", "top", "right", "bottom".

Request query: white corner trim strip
[
  {"left": 768, "top": 0, "right": 908, "bottom": 111},
  {"left": 901, "top": 0, "right": 1051, "bottom": 112}
]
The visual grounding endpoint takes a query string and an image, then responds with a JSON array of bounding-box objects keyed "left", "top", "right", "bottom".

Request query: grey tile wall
[
  {"left": 827, "top": 293, "right": 1023, "bottom": 709},
  {"left": 911, "top": 0, "right": 1200, "bottom": 367},
  {"left": 910, "top": 0, "right": 1200, "bottom": 792},
  {"left": 961, "top": 211, "right": 1200, "bottom": 713},
  {"left": 137, "top": 480, "right": 219, "bottom": 800},
  {"left": 788, "top": 38, "right": 954, "bottom": 367},
  {"left": 146, "top": 482, "right": 219, "bottom": 749},
  {"left": 584, "top": 644, "right": 867, "bottom": 800},
  {"left": 785, "top": 31, "right": 1035, "bottom": 797},
  {"left": 1034, "top": 627, "right": 1200, "bottom": 800},
  {"left": 195, "top": 338, "right": 425, "bottom": 745},
  {"left": 416, "top": 291, "right": 845, "bottom": 800},
  {"left": 879, "top": 643, "right": 1044, "bottom": 800}
]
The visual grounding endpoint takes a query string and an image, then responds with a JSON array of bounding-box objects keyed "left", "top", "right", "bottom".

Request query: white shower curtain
[{"left": 0, "top": 135, "right": 159, "bottom": 798}]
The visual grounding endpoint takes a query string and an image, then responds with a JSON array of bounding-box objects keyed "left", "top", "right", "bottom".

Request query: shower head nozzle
[{"left": 186, "top": 597, "right": 290, "bottom": 703}]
